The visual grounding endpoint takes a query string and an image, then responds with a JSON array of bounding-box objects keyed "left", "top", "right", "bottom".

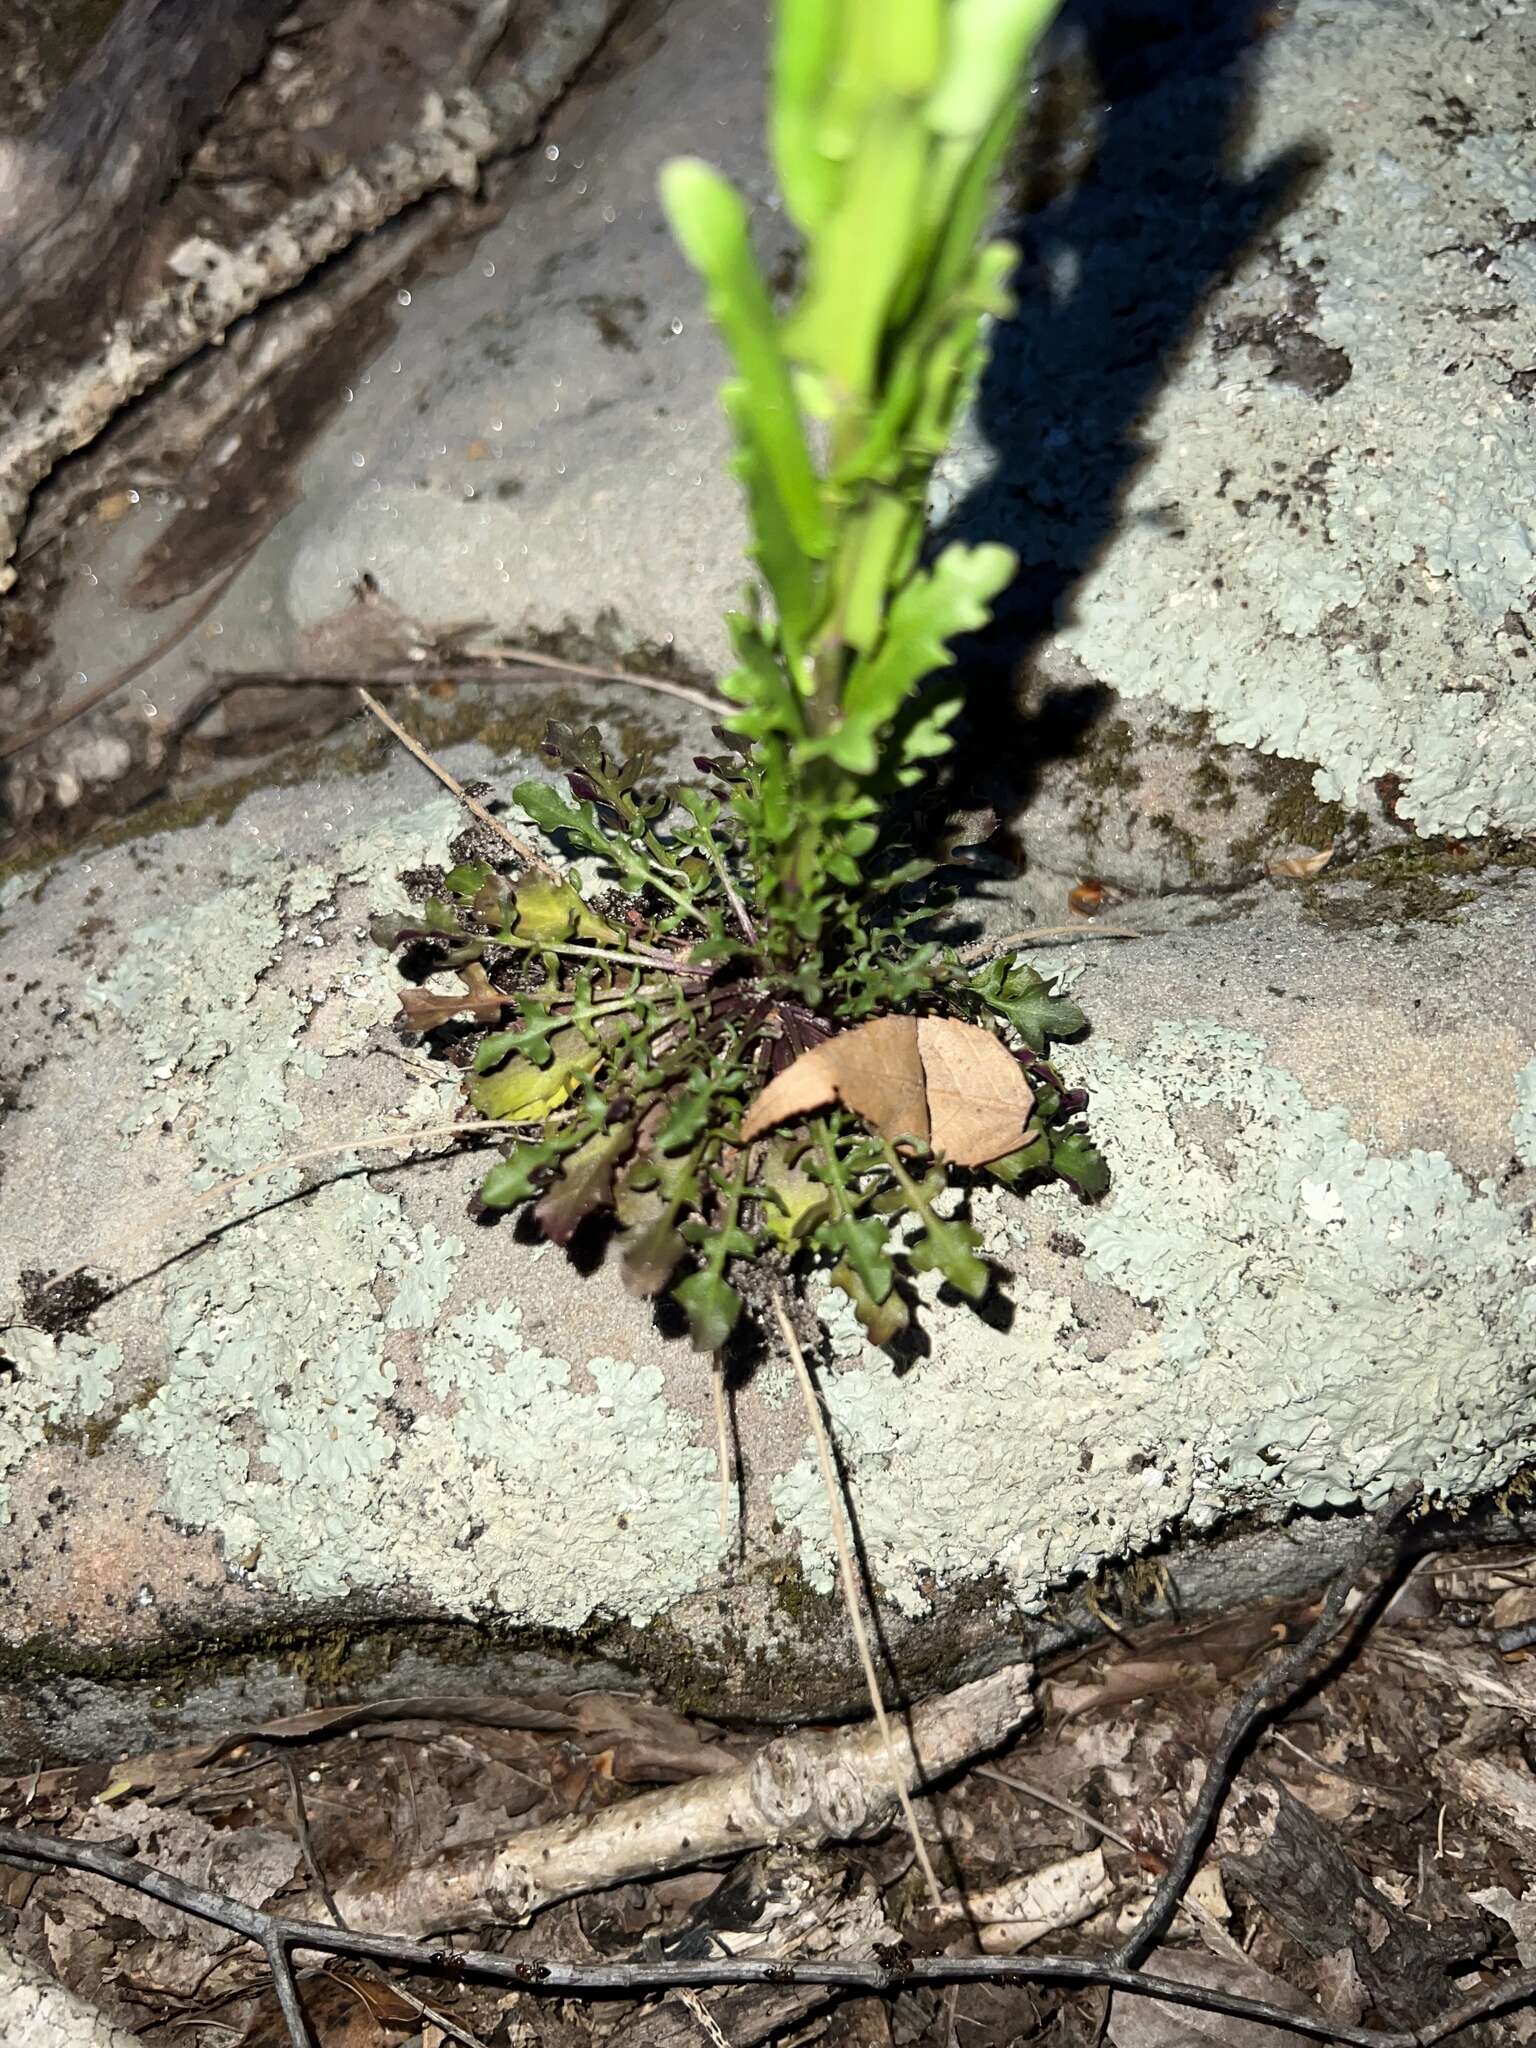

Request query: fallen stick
[
  {"left": 331, "top": 1662, "right": 1035, "bottom": 1934},
  {"left": 1113, "top": 1488, "right": 1419, "bottom": 1969}
]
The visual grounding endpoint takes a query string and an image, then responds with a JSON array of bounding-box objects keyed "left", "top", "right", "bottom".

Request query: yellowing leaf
[
  {"left": 510, "top": 876, "right": 617, "bottom": 942},
  {"left": 469, "top": 1051, "right": 595, "bottom": 1122},
  {"left": 742, "top": 1015, "right": 1033, "bottom": 1168},
  {"left": 760, "top": 1138, "right": 833, "bottom": 1248}
]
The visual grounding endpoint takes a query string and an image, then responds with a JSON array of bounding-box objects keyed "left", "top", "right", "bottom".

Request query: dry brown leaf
[
  {"left": 1047, "top": 1656, "right": 1213, "bottom": 1719},
  {"left": 396, "top": 962, "right": 507, "bottom": 1032},
  {"left": 917, "top": 1016, "right": 1037, "bottom": 1168},
  {"left": 1491, "top": 1585, "right": 1536, "bottom": 1631},
  {"left": 742, "top": 1015, "right": 927, "bottom": 1147},
  {"left": 1266, "top": 843, "right": 1335, "bottom": 880},
  {"left": 740, "top": 1015, "right": 1033, "bottom": 1168}
]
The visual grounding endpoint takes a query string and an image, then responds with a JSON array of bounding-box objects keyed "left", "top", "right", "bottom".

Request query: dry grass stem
[
  {"left": 470, "top": 640, "right": 727, "bottom": 716},
  {"left": 2, "top": 551, "right": 256, "bottom": 761},
  {"left": 957, "top": 925, "right": 1142, "bottom": 964},
  {"left": 771, "top": 1289, "right": 947, "bottom": 1912},
  {"left": 710, "top": 1361, "right": 735, "bottom": 1555},
  {"left": 355, "top": 686, "right": 561, "bottom": 877}
]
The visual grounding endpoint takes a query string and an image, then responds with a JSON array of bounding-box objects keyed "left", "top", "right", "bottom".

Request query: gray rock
[
  {"left": 18, "top": 0, "right": 1536, "bottom": 889},
  {"left": 939, "top": 0, "right": 1536, "bottom": 847},
  {"left": 3, "top": 747, "right": 1534, "bottom": 1759}
]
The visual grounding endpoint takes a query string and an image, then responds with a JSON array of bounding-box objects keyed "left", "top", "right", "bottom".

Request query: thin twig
[
  {"left": 174, "top": 654, "right": 728, "bottom": 751},
  {"left": 357, "top": 684, "right": 710, "bottom": 972},
  {"left": 976, "top": 1766, "right": 1142, "bottom": 1860},
  {"left": 1, "top": 550, "right": 257, "bottom": 761},
  {"left": 467, "top": 640, "right": 727, "bottom": 716},
  {"left": 261, "top": 1927, "right": 313, "bottom": 2048},
  {"left": 0, "top": 1822, "right": 1526, "bottom": 2047},
  {"left": 956, "top": 925, "right": 1143, "bottom": 964},
  {"left": 485, "top": 931, "right": 709, "bottom": 975},
  {"left": 710, "top": 1359, "right": 735, "bottom": 1555},
  {"left": 277, "top": 1754, "right": 343, "bottom": 1930},
  {"left": 22, "top": 1119, "right": 520, "bottom": 1309},
  {"left": 1265, "top": 1727, "right": 1415, "bottom": 1804},
  {"left": 975, "top": 1766, "right": 1241, "bottom": 1954},
  {"left": 1112, "top": 1490, "right": 1419, "bottom": 1969},
  {"left": 692, "top": 826, "right": 757, "bottom": 945},
  {"left": 771, "top": 1290, "right": 946, "bottom": 1913},
  {"left": 355, "top": 686, "right": 561, "bottom": 878}
]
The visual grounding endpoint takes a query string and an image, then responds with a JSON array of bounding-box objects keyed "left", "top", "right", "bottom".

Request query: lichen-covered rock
[
  {"left": 940, "top": 0, "right": 1536, "bottom": 847},
  {"left": 2, "top": 745, "right": 1534, "bottom": 1761}
]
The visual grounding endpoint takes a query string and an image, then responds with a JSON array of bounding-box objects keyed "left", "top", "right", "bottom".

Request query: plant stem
[
  {"left": 616, "top": 839, "right": 699, "bottom": 919},
  {"left": 874, "top": 1136, "right": 937, "bottom": 1219},
  {"left": 496, "top": 932, "right": 708, "bottom": 977},
  {"left": 698, "top": 831, "right": 758, "bottom": 945},
  {"left": 811, "top": 1115, "right": 872, "bottom": 1239},
  {"left": 544, "top": 994, "right": 654, "bottom": 1032}
]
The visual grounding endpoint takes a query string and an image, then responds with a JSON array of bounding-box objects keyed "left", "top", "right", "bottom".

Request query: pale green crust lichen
[
  {"left": 938, "top": 0, "right": 1536, "bottom": 841},
  {"left": 114, "top": 1256, "right": 717, "bottom": 1622},
  {"left": 772, "top": 1027, "right": 1536, "bottom": 1613},
  {"left": 10, "top": 794, "right": 719, "bottom": 1633},
  {"left": 0, "top": 1330, "right": 119, "bottom": 1523}
]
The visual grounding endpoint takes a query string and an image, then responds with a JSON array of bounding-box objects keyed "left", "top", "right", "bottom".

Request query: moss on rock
[
  {"left": 1227, "top": 752, "right": 1362, "bottom": 872},
  {"left": 1298, "top": 836, "right": 1536, "bottom": 933}
]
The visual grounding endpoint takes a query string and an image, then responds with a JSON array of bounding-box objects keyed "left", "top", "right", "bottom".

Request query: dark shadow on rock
[{"left": 926, "top": 0, "right": 1322, "bottom": 839}]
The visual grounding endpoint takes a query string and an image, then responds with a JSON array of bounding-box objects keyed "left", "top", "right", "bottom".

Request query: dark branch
[
  {"left": 262, "top": 1930, "right": 314, "bottom": 2048},
  {"left": 1113, "top": 1488, "right": 1420, "bottom": 1969},
  {"left": 0, "top": 1816, "right": 1526, "bottom": 2048}
]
